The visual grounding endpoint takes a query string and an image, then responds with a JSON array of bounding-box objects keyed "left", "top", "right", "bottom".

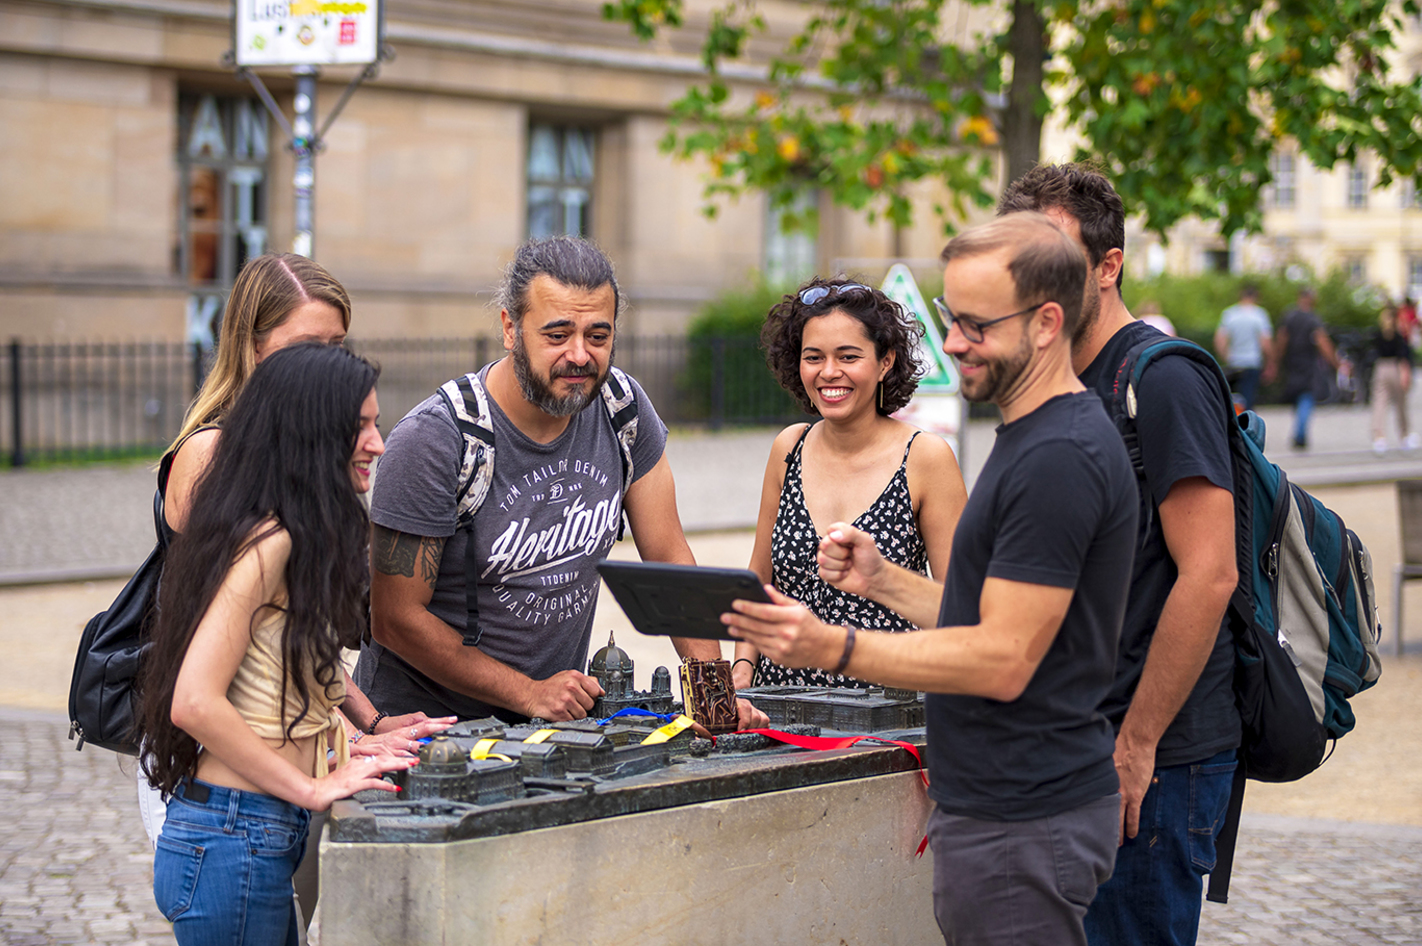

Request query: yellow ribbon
[
  {"left": 470, "top": 738, "right": 512, "bottom": 762},
  {"left": 641, "top": 714, "right": 695, "bottom": 745},
  {"left": 523, "top": 729, "right": 559, "bottom": 744}
]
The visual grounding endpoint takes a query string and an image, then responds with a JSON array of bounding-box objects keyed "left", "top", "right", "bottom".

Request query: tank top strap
[
  {"left": 899, "top": 429, "right": 922, "bottom": 466},
  {"left": 784, "top": 422, "right": 814, "bottom": 464}
]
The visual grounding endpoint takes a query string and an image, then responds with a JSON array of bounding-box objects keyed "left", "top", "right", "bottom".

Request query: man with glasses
[
  {"left": 1000, "top": 164, "right": 1240, "bottom": 946},
  {"left": 726, "top": 212, "right": 1137, "bottom": 945}
]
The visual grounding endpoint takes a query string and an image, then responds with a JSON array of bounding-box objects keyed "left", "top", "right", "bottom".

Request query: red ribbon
[{"left": 731, "top": 728, "right": 932, "bottom": 857}]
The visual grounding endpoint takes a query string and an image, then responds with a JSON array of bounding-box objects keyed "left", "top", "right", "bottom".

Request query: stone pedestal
[{"left": 320, "top": 769, "right": 937, "bottom": 945}]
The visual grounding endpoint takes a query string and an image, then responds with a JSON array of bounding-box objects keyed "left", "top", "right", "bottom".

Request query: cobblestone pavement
[
  {"left": 2, "top": 707, "right": 1420, "bottom": 945},
  {"left": 0, "top": 709, "right": 173, "bottom": 946}
]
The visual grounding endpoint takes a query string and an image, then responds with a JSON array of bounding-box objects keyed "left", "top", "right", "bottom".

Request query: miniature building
[
  {"left": 399, "top": 736, "right": 523, "bottom": 804},
  {"left": 738, "top": 686, "right": 926, "bottom": 732},
  {"left": 587, "top": 631, "right": 677, "bottom": 719}
]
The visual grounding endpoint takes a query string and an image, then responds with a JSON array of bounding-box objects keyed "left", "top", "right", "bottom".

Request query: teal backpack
[{"left": 1108, "top": 336, "right": 1383, "bottom": 901}]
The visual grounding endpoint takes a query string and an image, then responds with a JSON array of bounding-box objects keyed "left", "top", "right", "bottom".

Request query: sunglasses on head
[{"left": 798, "top": 283, "right": 873, "bottom": 306}]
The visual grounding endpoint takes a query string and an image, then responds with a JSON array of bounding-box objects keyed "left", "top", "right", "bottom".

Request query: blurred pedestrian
[
  {"left": 1370, "top": 305, "right": 1416, "bottom": 453},
  {"left": 1269, "top": 288, "right": 1338, "bottom": 449},
  {"left": 1136, "top": 300, "right": 1175, "bottom": 337},
  {"left": 1214, "top": 283, "right": 1272, "bottom": 410},
  {"left": 1398, "top": 296, "right": 1418, "bottom": 348}
]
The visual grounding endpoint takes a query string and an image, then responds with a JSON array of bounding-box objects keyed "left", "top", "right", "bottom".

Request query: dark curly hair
[{"left": 761, "top": 276, "right": 927, "bottom": 416}]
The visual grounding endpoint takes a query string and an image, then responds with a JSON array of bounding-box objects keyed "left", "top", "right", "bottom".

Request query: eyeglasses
[
  {"left": 798, "top": 283, "right": 873, "bottom": 306},
  {"left": 931, "top": 296, "right": 1049, "bottom": 343}
]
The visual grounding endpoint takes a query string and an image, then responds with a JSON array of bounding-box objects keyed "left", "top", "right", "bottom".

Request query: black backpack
[
  {"left": 67, "top": 428, "right": 213, "bottom": 754},
  {"left": 1108, "top": 336, "right": 1382, "bottom": 901}
]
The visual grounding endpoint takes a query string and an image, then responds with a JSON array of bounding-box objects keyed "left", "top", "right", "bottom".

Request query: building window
[
  {"left": 1344, "top": 256, "right": 1367, "bottom": 283},
  {"left": 1408, "top": 257, "right": 1422, "bottom": 300},
  {"left": 765, "top": 190, "right": 819, "bottom": 286},
  {"left": 1403, "top": 179, "right": 1422, "bottom": 210},
  {"left": 527, "top": 124, "right": 595, "bottom": 239},
  {"left": 1347, "top": 164, "right": 1369, "bottom": 210},
  {"left": 1270, "top": 152, "right": 1296, "bottom": 209},
  {"left": 1204, "top": 249, "right": 1231, "bottom": 273},
  {"left": 177, "top": 93, "right": 269, "bottom": 287}
]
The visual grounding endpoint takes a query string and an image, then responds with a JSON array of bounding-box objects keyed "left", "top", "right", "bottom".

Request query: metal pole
[
  {"left": 292, "top": 66, "right": 318, "bottom": 258},
  {"left": 710, "top": 338, "right": 726, "bottom": 431},
  {"left": 192, "top": 341, "right": 206, "bottom": 399},
  {"left": 9, "top": 339, "right": 24, "bottom": 467}
]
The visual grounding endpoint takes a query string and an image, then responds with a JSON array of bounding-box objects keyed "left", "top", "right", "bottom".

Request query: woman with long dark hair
[
  {"left": 732, "top": 277, "right": 967, "bottom": 690},
  {"left": 139, "top": 343, "right": 416, "bottom": 945}
]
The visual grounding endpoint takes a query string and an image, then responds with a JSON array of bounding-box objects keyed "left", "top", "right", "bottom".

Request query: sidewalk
[{"left": 5, "top": 395, "right": 1422, "bottom": 584}]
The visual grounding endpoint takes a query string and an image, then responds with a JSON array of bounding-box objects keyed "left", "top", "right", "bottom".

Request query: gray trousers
[{"left": 929, "top": 793, "right": 1119, "bottom": 946}]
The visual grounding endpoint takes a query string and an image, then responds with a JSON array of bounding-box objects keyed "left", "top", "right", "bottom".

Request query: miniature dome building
[
  {"left": 586, "top": 630, "right": 677, "bottom": 719},
  {"left": 589, "top": 632, "right": 634, "bottom": 700}
]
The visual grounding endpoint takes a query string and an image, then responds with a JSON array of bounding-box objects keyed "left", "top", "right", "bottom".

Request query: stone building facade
[{"left": 0, "top": 0, "right": 966, "bottom": 341}]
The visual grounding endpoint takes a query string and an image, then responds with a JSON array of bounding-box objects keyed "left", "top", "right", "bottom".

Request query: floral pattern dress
[{"left": 755, "top": 425, "right": 929, "bottom": 688}]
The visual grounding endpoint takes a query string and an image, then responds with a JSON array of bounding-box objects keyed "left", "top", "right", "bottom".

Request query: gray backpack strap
[
  {"left": 436, "top": 372, "right": 496, "bottom": 647},
  {"left": 438, "top": 373, "right": 496, "bottom": 527},
  {"left": 601, "top": 366, "right": 639, "bottom": 538}
]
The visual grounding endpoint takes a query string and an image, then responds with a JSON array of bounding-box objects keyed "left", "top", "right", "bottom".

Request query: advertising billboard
[{"left": 234, "top": 0, "right": 382, "bottom": 67}]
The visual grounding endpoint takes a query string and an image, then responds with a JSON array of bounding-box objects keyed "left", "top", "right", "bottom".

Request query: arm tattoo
[
  {"left": 373, "top": 527, "right": 446, "bottom": 590},
  {"left": 372, "top": 526, "right": 419, "bottom": 578},
  {"left": 418, "top": 537, "right": 443, "bottom": 589}
]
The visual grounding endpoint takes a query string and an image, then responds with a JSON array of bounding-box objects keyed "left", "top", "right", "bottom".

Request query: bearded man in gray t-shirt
[{"left": 356, "top": 237, "right": 766, "bottom": 729}]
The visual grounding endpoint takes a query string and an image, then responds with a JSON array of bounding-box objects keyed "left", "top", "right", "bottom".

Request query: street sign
[
  {"left": 880, "top": 263, "right": 965, "bottom": 458},
  {"left": 234, "top": 0, "right": 383, "bottom": 67}
]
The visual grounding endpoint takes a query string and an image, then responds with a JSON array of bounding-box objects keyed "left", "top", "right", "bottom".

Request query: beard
[
  {"left": 957, "top": 330, "right": 1035, "bottom": 406},
  {"left": 511, "top": 330, "right": 612, "bottom": 418},
  {"left": 1072, "top": 280, "right": 1102, "bottom": 350}
]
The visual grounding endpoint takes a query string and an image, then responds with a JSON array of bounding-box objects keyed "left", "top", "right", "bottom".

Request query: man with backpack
[
  {"left": 356, "top": 236, "right": 766, "bottom": 729},
  {"left": 999, "top": 165, "right": 1242, "bottom": 946}
]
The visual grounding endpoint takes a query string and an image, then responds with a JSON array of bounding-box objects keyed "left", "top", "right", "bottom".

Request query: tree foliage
[{"left": 604, "top": 0, "right": 1422, "bottom": 237}]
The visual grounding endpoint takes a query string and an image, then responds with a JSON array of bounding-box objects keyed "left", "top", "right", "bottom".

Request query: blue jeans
[
  {"left": 1293, "top": 391, "right": 1315, "bottom": 446},
  {"left": 154, "top": 780, "right": 310, "bottom": 946},
  {"left": 1083, "top": 749, "right": 1237, "bottom": 946},
  {"left": 1230, "top": 368, "right": 1261, "bottom": 412}
]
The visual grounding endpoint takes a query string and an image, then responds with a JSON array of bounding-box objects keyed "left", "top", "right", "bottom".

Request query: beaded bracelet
[{"left": 365, "top": 711, "right": 387, "bottom": 735}]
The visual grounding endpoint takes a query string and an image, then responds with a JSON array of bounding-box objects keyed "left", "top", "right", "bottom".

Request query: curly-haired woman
[{"left": 732, "top": 277, "right": 967, "bottom": 691}]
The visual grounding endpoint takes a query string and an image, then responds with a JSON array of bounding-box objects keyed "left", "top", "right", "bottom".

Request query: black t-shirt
[
  {"left": 1373, "top": 331, "right": 1413, "bottom": 363},
  {"left": 1281, "top": 308, "right": 1324, "bottom": 395},
  {"left": 926, "top": 391, "right": 1136, "bottom": 821},
  {"left": 1079, "top": 319, "right": 1242, "bottom": 767}
]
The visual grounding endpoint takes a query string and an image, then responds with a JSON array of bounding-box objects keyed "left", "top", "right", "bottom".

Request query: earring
[{"left": 877, "top": 380, "right": 885, "bottom": 412}]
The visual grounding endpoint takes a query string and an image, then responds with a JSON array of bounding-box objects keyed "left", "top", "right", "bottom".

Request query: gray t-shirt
[
  {"left": 1218, "top": 302, "right": 1272, "bottom": 369},
  {"left": 355, "top": 364, "right": 668, "bottom": 721}
]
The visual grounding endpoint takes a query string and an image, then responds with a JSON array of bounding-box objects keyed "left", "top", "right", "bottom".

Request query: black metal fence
[{"left": 2, "top": 336, "right": 804, "bottom": 466}]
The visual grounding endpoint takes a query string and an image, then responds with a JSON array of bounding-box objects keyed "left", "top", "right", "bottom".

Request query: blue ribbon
[{"left": 596, "top": 707, "right": 678, "bottom": 725}]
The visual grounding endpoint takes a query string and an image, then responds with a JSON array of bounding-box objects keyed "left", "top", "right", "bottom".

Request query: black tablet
[{"left": 596, "top": 560, "right": 771, "bottom": 641}]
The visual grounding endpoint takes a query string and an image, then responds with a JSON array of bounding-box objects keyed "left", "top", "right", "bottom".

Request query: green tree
[{"left": 604, "top": 0, "right": 1422, "bottom": 238}]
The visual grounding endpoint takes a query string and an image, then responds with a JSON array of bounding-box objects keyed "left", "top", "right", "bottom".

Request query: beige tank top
[{"left": 226, "top": 608, "right": 349, "bottom": 776}]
